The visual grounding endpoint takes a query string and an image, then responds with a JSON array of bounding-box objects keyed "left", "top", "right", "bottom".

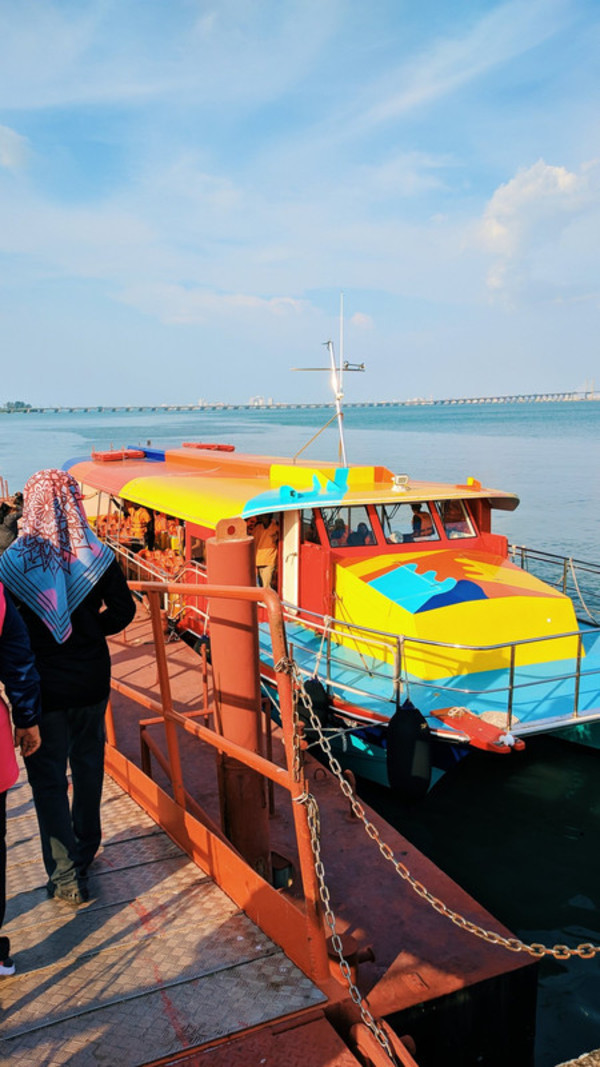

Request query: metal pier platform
[
  {"left": 0, "top": 590, "right": 541, "bottom": 1067},
  {"left": 2, "top": 769, "right": 355, "bottom": 1066}
]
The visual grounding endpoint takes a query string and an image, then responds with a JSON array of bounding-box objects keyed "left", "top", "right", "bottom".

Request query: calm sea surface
[
  {"left": 2, "top": 400, "right": 599, "bottom": 1065},
  {"left": 2, "top": 399, "right": 600, "bottom": 559}
]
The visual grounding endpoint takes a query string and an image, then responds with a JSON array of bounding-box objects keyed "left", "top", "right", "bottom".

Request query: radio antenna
[{"left": 291, "top": 293, "right": 365, "bottom": 465}]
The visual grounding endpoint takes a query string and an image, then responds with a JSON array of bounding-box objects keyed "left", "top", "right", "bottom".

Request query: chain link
[
  {"left": 274, "top": 655, "right": 304, "bottom": 783},
  {"left": 302, "top": 789, "right": 398, "bottom": 1063},
  {"left": 292, "top": 663, "right": 600, "bottom": 963},
  {"left": 291, "top": 682, "right": 399, "bottom": 1064}
]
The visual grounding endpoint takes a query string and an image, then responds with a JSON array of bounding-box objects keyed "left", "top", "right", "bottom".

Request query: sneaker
[
  {"left": 0, "top": 936, "right": 15, "bottom": 977},
  {"left": 47, "top": 882, "right": 89, "bottom": 906}
]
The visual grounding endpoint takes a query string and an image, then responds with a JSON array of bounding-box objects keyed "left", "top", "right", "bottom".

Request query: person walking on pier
[
  {"left": 0, "top": 470, "right": 136, "bottom": 905},
  {"left": 0, "top": 583, "right": 41, "bottom": 973}
]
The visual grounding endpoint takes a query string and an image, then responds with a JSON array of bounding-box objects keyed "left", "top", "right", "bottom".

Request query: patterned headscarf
[{"left": 0, "top": 469, "right": 114, "bottom": 643}]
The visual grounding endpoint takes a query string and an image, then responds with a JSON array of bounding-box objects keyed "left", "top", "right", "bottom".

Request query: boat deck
[{"left": 2, "top": 767, "right": 360, "bottom": 1066}]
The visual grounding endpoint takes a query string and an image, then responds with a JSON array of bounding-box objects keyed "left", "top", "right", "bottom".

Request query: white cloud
[
  {"left": 350, "top": 312, "right": 373, "bottom": 329},
  {"left": 0, "top": 125, "right": 29, "bottom": 169},
  {"left": 117, "top": 284, "right": 307, "bottom": 325},
  {"left": 359, "top": 0, "right": 570, "bottom": 126},
  {"left": 0, "top": 0, "right": 342, "bottom": 111},
  {"left": 478, "top": 159, "right": 600, "bottom": 297}
]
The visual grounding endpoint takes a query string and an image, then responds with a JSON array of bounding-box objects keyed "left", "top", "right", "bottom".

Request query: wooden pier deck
[{"left": 2, "top": 766, "right": 361, "bottom": 1065}]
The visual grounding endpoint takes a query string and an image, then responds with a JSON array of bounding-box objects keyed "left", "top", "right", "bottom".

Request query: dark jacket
[
  {"left": 0, "top": 592, "right": 41, "bottom": 727},
  {"left": 16, "top": 560, "right": 136, "bottom": 712}
]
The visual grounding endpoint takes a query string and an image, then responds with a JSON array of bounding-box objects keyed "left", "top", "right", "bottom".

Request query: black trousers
[{"left": 25, "top": 701, "right": 107, "bottom": 889}]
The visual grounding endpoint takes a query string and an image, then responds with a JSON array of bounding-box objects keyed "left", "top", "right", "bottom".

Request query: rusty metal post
[{"left": 206, "top": 517, "right": 270, "bottom": 880}]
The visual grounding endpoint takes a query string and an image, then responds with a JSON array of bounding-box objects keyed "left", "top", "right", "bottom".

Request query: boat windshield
[
  {"left": 320, "top": 506, "right": 375, "bottom": 547},
  {"left": 376, "top": 502, "right": 439, "bottom": 544}
]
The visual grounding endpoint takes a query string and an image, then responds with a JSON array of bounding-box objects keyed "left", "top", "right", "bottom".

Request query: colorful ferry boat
[{"left": 66, "top": 441, "right": 600, "bottom": 794}]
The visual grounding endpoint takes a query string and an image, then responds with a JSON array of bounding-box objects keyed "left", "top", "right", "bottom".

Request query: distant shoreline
[{"left": 1, "top": 390, "right": 598, "bottom": 414}]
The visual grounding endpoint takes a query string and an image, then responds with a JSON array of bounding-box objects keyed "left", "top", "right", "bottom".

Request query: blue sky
[{"left": 0, "top": 0, "right": 599, "bottom": 406}]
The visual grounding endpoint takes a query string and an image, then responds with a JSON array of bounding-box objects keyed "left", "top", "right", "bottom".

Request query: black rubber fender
[
  {"left": 386, "top": 699, "right": 432, "bottom": 800},
  {"left": 301, "top": 677, "right": 333, "bottom": 727}
]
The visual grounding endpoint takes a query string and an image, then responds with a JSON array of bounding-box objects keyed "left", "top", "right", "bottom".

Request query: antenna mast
[
  {"left": 326, "top": 338, "right": 347, "bottom": 466},
  {"left": 291, "top": 292, "right": 364, "bottom": 465}
]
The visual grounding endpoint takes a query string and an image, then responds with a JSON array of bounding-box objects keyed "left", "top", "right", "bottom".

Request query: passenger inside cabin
[
  {"left": 302, "top": 515, "right": 319, "bottom": 544},
  {"left": 123, "top": 501, "right": 151, "bottom": 546},
  {"left": 346, "top": 521, "right": 374, "bottom": 546},
  {"left": 190, "top": 536, "right": 205, "bottom": 563},
  {"left": 254, "top": 514, "right": 279, "bottom": 588},
  {"left": 411, "top": 504, "right": 435, "bottom": 539},
  {"left": 330, "top": 518, "right": 348, "bottom": 547},
  {"left": 439, "top": 500, "right": 473, "bottom": 538},
  {"left": 144, "top": 510, "right": 155, "bottom": 551},
  {"left": 377, "top": 502, "right": 439, "bottom": 544}
]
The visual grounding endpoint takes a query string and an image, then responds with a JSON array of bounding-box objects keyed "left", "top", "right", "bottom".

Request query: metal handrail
[
  {"left": 510, "top": 543, "right": 600, "bottom": 577},
  {"left": 510, "top": 544, "right": 600, "bottom": 619},
  {"left": 113, "top": 579, "right": 332, "bottom": 985},
  {"left": 107, "top": 538, "right": 170, "bottom": 582},
  {"left": 286, "top": 598, "right": 587, "bottom": 655},
  {"left": 147, "top": 557, "right": 600, "bottom": 733},
  {"left": 278, "top": 605, "right": 599, "bottom": 731}
]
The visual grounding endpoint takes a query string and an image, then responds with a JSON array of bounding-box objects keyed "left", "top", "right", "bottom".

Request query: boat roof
[{"left": 67, "top": 443, "right": 519, "bottom": 527}]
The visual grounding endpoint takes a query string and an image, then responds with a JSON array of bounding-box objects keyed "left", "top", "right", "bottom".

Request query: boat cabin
[{"left": 68, "top": 443, "right": 513, "bottom": 614}]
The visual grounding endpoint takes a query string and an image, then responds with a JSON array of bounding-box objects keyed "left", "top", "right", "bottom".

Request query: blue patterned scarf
[{"left": 0, "top": 469, "right": 114, "bottom": 643}]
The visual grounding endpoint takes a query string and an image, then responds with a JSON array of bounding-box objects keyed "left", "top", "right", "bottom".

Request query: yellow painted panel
[
  {"left": 270, "top": 465, "right": 336, "bottom": 490},
  {"left": 333, "top": 563, "right": 579, "bottom": 680},
  {"left": 119, "top": 475, "right": 258, "bottom": 528}
]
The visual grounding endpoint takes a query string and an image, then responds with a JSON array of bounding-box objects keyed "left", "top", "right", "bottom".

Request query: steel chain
[
  {"left": 292, "top": 663, "right": 600, "bottom": 963},
  {"left": 285, "top": 679, "right": 398, "bottom": 1064},
  {"left": 303, "top": 789, "right": 398, "bottom": 1064},
  {"left": 274, "top": 656, "right": 304, "bottom": 784}
]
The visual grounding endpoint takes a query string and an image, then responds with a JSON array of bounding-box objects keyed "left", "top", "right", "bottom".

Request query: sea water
[
  {"left": 1, "top": 400, "right": 599, "bottom": 1066},
  {"left": 2, "top": 400, "right": 600, "bottom": 559}
]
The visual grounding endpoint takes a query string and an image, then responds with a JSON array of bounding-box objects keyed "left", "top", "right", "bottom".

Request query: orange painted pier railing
[
  {"left": 106, "top": 587, "right": 419, "bottom": 1063},
  {"left": 102, "top": 524, "right": 537, "bottom": 1067},
  {"left": 116, "top": 580, "right": 333, "bottom": 987}
]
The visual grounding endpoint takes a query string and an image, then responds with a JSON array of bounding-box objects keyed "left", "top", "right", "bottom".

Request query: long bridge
[{"left": 0, "top": 390, "right": 597, "bottom": 415}]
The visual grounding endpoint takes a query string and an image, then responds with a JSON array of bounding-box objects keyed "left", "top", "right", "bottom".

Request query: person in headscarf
[
  {"left": 0, "top": 583, "right": 41, "bottom": 974},
  {"left": 0, "top": 500, "right": 19, "bottom": 556},
  {"left": 0, "top": 470, "right": 136, "bottom": 905}
]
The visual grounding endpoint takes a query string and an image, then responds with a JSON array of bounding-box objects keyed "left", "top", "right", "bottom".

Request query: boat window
[
  {"left": 376, "top": 503, "right": 439, "bottom": 544},
  {"left": 321, "top": 506, "right": 375, "bottom": 547},
  {"left": 434, "top": 500, "right": 475, "bottom": 539},
  {"left": 300, "top": 510, "right": 320, "bottom": 544}
]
